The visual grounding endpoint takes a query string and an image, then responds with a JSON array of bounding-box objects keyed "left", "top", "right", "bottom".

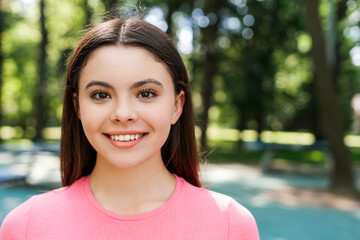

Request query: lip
[
  {"left": 104, "top": 131, "right": 148, "bottom": 149},
  {"left": 106, "top": 131, "right": 147, "bottom": 135}
]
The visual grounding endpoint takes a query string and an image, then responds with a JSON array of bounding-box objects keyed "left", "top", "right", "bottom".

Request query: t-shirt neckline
[{"left": 83, "top": 174, "right": 183, "bottom": 221}]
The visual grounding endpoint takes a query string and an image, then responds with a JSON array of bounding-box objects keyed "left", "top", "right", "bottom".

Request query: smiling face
[{"left": 76, "top": 45, "right": 184, "bottom": 170}]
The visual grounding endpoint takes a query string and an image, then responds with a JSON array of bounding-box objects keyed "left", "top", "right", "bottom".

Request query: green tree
[
  {"left": 33, "top": 0, "right": 49, "bottom": 141},
  {"left": 221, "top": 0, "right": 305, "bottom": 134},
  {"left": 0, "top": 0, "right": 4, "bottom": 141},
  {"left": 83, "top": 0, "right": 92, "bottom": 27},
  {"left": 303, "top": 0, "right": 357, "bottom": 196},
  {"left": 193, "top": 0, "right": 227, "bottom": 150}
]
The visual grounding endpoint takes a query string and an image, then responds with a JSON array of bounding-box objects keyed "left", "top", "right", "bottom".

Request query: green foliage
[
  {"left": 214, "top": 0, "right": 307, "bottom": 132},
  {"left": 1, "top": 0, "right": 108, "bottom": 132},
  {"left": 2, "top": 9, "right": 38, "bottom": 127},
  {"left": 1, "top": 0, "right": 360, "bottom": 141}
]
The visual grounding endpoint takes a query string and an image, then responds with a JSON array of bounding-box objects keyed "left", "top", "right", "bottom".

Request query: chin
[{"left": 103, "top": 156, "right": 149, "bottom": 170}]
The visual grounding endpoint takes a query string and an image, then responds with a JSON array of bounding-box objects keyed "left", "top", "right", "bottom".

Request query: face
[{"left": 76, "top": 45, "right": 184, "bottom": 170}]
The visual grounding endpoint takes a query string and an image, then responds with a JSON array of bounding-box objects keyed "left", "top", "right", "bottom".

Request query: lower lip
[{"left": 106, "top": 134, "right": 145, "bottom": 149}]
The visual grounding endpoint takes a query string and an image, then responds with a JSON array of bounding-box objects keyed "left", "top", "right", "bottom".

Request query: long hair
[{"left": 60, "top": 18, "right": 201, "bottom": 187}]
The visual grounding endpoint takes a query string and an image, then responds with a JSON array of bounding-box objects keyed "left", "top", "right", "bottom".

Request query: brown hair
[{"left": 60, "top": 18, "right": 201, "bottom": 187}]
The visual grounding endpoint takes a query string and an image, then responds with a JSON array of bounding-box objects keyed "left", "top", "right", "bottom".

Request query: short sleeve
[
  {"left": 0, "top": 197, "right": 33, "bottom": 240},
  {"left": 228, "top": 198, "right": 259, "bottom": 240}
]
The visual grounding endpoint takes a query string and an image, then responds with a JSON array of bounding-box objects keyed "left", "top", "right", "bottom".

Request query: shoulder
[
  {"left": 179, "top": 178, "right": 259, "bottom": 239},
  {"left": 225, "top": 196, "right": 259, "bottom": 240},
  {"left": 0, "top": 187, "right": 67, "bottom": 240},
  {"left": 0, "top": 195, "right": 34, "bottom": 240},
  {"left": 0, "top": 178, "right": 85, "bottom": 240}
]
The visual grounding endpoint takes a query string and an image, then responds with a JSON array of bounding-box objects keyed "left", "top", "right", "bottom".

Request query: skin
[{"left": 75, "top": 45, "right": 184, "bottom": 215}]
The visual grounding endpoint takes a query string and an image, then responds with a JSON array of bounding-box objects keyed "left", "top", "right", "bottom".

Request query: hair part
[{"left": 61, "top": 18, "right": 201, "bottom": 187}]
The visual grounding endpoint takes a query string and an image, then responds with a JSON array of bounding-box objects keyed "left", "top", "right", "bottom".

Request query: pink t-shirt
[{"left": 0, "top": 175, "right": 259, "bottom": 239}]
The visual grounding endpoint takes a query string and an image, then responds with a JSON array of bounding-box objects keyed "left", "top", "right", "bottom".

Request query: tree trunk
[
  {"left": 303, "top": 0, "right": 357, "bottom": 196},
  {"left": 165, "top": 1, "right": 178, "bottom": 36},
  {"left": 199, "top": 0, "right": 224, "bottom": 151},
  {"left": 199, "top": 53, "right": 217, "bottom": 150},
  {"left": 33, "top": 0, "right": 48, "bottom": 142},
  {"left": 83, "top": 0, "right": 92, "bottom": 27},
  {"left": 236, "top": 109, "right": 249, "bottom": 147},
  {"left": 0, "top": 1, "right": 3, "bottom": 143}
]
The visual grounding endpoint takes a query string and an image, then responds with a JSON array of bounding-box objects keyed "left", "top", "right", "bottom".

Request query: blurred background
[{"left": 0, "top": 0, "right": 360, "bottom": 239}]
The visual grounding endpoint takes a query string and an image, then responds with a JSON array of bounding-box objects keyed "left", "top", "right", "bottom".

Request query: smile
[{"left": 108, "top": 133, "right": 146, "bottom": 142}]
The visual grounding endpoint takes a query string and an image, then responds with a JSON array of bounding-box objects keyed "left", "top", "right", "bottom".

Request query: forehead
[
  {"left": 79, "top": 45, "right": 173, "bottom": 88},
  {"left": 87, "top": 45, "right": 159, "bottom": 64}
]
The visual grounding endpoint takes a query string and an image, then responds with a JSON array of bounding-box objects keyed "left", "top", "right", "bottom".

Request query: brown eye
[
  {"left": 91, "top": 92, "right": 110, "bottom": 101},
  {"left": 137, "top": 89, "right": 157, "bottom": 99},
  {"left": 139, "top": 92, "right": 151, "bottom": 98},
  {"left": 98, "top": 92, "right": 108, "bottom": 99}
]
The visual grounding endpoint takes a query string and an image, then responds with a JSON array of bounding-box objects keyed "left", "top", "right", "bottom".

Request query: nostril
[{"left": 110, "top": 110, "right": 137, "bottom": 123}]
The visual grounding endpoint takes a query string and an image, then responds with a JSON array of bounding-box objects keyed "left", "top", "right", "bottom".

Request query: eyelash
[
  {"left": 136, "top": 88, "right": 158, "bottom": 99},
  {"left": 90, "top": 90, "right": 110, "bottom": 101},
  {"left": 89, "top": 88, "right": 158, "bottom": 102}
]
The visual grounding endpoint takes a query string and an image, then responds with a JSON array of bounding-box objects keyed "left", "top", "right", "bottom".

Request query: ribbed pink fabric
[{"left": 0, "top": 175, "right": 259, "bottom": 239}]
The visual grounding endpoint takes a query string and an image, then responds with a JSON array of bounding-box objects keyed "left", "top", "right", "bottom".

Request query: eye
[
  {"left": 137, "top": 89, "right": 157, "bottom": 99},
  {"left": 91, "top": 91, "right": 110, "bottom": 101}
]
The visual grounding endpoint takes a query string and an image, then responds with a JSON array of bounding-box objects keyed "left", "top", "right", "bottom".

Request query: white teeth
[{"left": 109, "top": 134, "right": 142, "bottom": 142}]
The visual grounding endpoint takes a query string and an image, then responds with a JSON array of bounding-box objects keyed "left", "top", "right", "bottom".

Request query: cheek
[
  {"left": 139, "top": 102, "right": 174, "bottom": 143},
  {"left": 141, "top": 100, "right": 175, "bottom": 126},
  {"left": 79, "top": 101, "right": 108, "bottom": 133}
]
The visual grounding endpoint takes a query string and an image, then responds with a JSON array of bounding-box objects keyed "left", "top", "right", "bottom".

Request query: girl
[{"left": 0, "top": 17, "right": 259, "bottom": 239}]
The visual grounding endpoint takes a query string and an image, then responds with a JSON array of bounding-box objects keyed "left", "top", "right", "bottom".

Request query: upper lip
[{"left": 105, "top": 131, "right": 147, "bottom": 135}]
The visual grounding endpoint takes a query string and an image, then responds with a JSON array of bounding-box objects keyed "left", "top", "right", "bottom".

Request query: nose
[{"left": 110, "top": 99, "right": 137, "bottom": 124}]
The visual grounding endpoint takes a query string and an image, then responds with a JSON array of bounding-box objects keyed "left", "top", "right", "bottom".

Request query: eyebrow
[
  {"left": 85, "top": 81, "right": 114, "bottom": 90},
  {"left": 84, "top": 79, "right": 164, "bottom": 90},
  {"left": 131, "top": 79, "right": 164, "bottom": 89}
]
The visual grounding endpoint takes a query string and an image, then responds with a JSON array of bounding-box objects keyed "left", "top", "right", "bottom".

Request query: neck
[{"left": 89, "top": 154, "right": 176, "bottom": 215}]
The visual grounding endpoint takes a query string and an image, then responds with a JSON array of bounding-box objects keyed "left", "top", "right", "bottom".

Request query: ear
[
  {"left": 73, "top": 93, "right": 81, "bottom": 120},
  {"left": 171, "top": 90, "right": 185, "bottom": 125}
]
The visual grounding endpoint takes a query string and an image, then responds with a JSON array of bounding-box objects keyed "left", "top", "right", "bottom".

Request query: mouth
[{"left": 105, "top": 133, "right": 147, "bottom": 142}]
